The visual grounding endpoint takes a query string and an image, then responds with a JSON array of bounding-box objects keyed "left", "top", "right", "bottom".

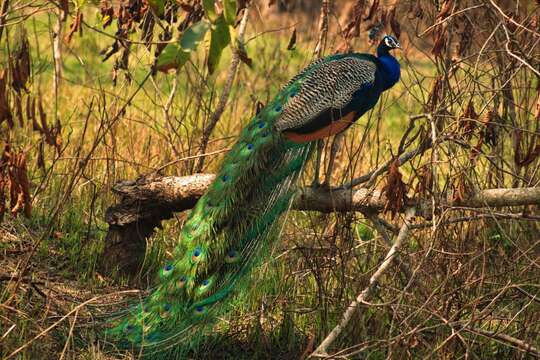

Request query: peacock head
[{"left": 377, "top": 35, "right": 401, "bottom": 56}]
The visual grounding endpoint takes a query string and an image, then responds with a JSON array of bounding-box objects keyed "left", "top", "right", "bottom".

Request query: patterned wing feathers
[{"left": 275, "top": 56, "right": 377, "bottom": 131}]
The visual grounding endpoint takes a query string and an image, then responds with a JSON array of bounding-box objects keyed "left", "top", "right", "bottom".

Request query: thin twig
[
  {"left": 342, "top": 135, "right": 433, "bottom": 189},
  {"left": 488, "top": 0, "right": 540, "bottom": 38},
  {"left": 500, "top": 21, "right": 540, "bottom": 77},
  {"left": 313, "top": 0, "right": 330, "bottom": 57},
  {"left": 0, "top": 0, "right": 10, "bottom": 42},
  {"left": 463, "top": 325, "right": 540, "bottom": 357}
]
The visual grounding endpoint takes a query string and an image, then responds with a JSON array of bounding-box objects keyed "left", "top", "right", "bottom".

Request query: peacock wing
[{"left": 275, "top": 56, "right": 378, "bottom": 132}]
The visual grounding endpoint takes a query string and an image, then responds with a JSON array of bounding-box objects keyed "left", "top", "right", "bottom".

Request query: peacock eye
[
  {"left": 178, "top": 275, "right": 188, "bottom": 288},
  {"left": 163, "top": 264, "right": 173, "bottom": 272},
  {"left": 201, "top": 279, "right": 210, "bottom": 286},
  {"left": 195, "top": 306, "right": 204, "bottom": 313},
  {"left": 247, "top": 143, "right": 254, "bottom": 150},
  {"left": 225, "top": 249, "right": 239, "bottom": 263},
  {"left": 258, "top": 122, "right": 265, "bottom": 129},
  {"left": 191, "top": 248, "right": 202, "bottom": 262}
]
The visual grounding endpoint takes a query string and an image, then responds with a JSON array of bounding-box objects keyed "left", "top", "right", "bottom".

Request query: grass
[{"left": 1, "top": 2, "right": 539, "bottom": 360}]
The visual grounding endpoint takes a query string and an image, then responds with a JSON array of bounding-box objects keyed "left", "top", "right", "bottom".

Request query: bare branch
[{"left": 311, "top": 207, "right": 416, "bottom": 357}]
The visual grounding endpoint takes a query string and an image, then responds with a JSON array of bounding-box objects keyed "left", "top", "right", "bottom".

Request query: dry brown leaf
[
  {"left": 431, "top": 30, "right": 447, "bottom": 59},
  {"left": 60, "top": 0, "right": 69, "bottom": 21},
  {"left": 0, "top": 70, "right": 12, "bottom": 127},
  {"left": 459, "top": 101, "right": 478, "bottom": 138},
  {"left": 10, "top": 29, "right": 31, "bottom": 93},
  {"left": 469, "top": 137, "right": 483, "bottom": 164},
  {"left": 514, "top": 129, "right": 540, "bottom": 167},
  {"left": 37, "top": 140, "right": 45, "bottom": 170},
  {"left": 437, "top": 0, "right": 454, "bottom": 20},
  {"left": 27, "top": 96, "right": 41, "bottom": 132},
  {"left": 340, "top": 0, "right": 366, "bottom": 41},
  {"left": 100, "top": 1, "right": 114, "bottom": 28},
  {"left": 457, "top": 19, "right": 473, "bottom": 57},
  {"left": 414, "top": 165, "right": 433, "bottom": 198},
  {"left": 481, "top": 110, "right": 498, "bottom": 147},
  {"left": 15, "top": 95, "right": 24, "bottom": 127},
  {"left": 451, "top": 174, "right": 472, "bottom": 204},
  {"left": 0, "top": 144, "right": 8, "bottom": 222},
  {"left": 38, "top": 97, "right": 53, "bottom": 145},
  {"left": 364, "top": 0, "right": 379, "bottom": 22},
  {"left": 388, "top": 7, "right": 401, "bottom": 39},
  {"left": 426, "top": 76, "right": 443, "bottom": 113},
  {"left": 382, "top": 159, "right": 408, "bottom": 218},
  {"left": 65, "top": 11, "right": 83, "bottom": 44}
]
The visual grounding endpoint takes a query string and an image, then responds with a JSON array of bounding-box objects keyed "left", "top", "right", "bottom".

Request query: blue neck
[{"left": 376, "top": 49, "right": 400, "bottom": 91}]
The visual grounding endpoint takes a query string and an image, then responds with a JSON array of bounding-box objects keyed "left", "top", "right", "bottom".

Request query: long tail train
[{"left": 102, "top": 86, "right": 314, "bottom": 357}]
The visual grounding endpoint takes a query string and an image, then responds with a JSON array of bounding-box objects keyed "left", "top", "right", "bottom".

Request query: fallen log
[{"left": 101, "top": 173, "right": 540, "bottom": 278}]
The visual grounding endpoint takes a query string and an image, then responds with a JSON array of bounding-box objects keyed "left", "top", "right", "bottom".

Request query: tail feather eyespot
[
  {"left": 194, "top": 305, "right": 206, "bottom": 315},
  {"left": 162, "top": 264, "right": 174, "bottom": 276},
  {"left": 178, "top": 275, "right": 188, "bottom": 288},
  {"left": 124, "top": 324, "right": 135, "bottom": 333},
  {"left": 161, "top": 304, "right": 172, "bottom": 318},
  {"left": 225, "top": 250, "right": 239, "bottom": 263},
  {"left": 191, "top": 247, "right": 202, "bottom": 262}
]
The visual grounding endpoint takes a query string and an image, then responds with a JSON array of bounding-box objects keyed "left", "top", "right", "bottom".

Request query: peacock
[{"left": 102, "top": 35, "right": 402, "bottom": 358}]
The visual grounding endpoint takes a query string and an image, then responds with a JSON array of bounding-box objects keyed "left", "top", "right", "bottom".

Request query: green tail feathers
[{"left": 103, "top": 83, "right": 312, "bottom": 356}]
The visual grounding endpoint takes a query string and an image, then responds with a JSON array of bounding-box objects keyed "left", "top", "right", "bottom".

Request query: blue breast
[{"left": 377, "top": 55, "right": 401, "bottom": 91}]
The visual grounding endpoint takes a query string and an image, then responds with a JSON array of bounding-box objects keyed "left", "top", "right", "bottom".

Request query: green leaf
[
  {"left": 179, "top": 21, "right": 210, "bottom": 51},
  {"left": 202, "top": 0, "right": 218, "bottom": 22},
  {"left": 207, "top": 15, "right": 231, "bottom": 74},
  {"left": 155, "top": 21, "right": 211, "bottom": 72},
  {"left": 147, "top": 0, "right": 165, "bottom": 16},
  {"left": 223, "top": 0, "right": 237, "bottom": 25}
]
